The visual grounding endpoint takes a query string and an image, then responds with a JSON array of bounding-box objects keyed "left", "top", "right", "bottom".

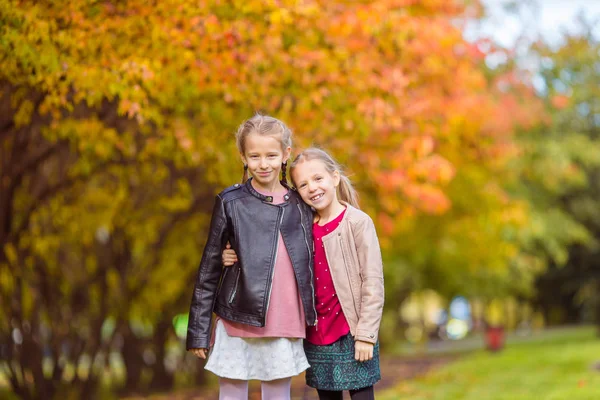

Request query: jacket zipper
[
  {"left": 298, "top": 204, "right": 318, "bottom": 329},
  {"left": 228, "top": 266, "right": 241, "bottom": 304},
  {"left": 264, "top": 207, "right": 284, "bottom": 320}
]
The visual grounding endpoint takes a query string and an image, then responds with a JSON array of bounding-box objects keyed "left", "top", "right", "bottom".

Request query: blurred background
[{"left": 1, "top": 0, "right": 600, "bottom": 399}]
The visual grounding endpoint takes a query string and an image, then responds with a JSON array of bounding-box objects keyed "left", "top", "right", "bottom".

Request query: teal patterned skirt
[{"left": 303, "top": 333, "right": 381, "bottom": 391}]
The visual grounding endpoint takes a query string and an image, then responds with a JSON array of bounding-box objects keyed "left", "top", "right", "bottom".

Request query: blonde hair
[
  {"left": 290, "top": 147, "right": 359, "bottom": 209},
  {"left": 235, "top": 113, "right": 293, "bottom": 183}
]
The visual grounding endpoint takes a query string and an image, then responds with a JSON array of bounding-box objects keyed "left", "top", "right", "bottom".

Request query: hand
[
  {"left": 190, "top": 348, "right": 207, "bottom": 359},
  {"left": 354, "top": 340, "right": 374, "bottom": 362},
  {"left": 222, "top": 242, "right": 238, "bottom": 266}
]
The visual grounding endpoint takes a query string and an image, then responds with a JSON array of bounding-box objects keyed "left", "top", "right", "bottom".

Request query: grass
[{"left": 380, "top": 326, "right": 600, "bottom": 400}]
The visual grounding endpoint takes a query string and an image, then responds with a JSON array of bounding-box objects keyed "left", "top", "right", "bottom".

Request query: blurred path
[{"left": 123, "top": 353, "right": 455, "bottom": 400}]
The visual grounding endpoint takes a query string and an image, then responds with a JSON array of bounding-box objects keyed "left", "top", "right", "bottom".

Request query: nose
[
  {"left": 307, "top": 181, "right": 317, "bottom": 192},
  {"left": 259, "top": 158, "right": 268, "bottom": 169}
]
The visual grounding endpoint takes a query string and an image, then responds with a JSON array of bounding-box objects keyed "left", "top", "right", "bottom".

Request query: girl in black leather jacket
[{"left": 186, "top": 114, "right": 316, "bottom": 399}]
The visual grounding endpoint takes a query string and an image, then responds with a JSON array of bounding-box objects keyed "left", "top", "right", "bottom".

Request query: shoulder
[
  {"left": 217, "top": 183, "right": 246, "bottom": 202},
  {"left": 346, "top": 205, "right": 375, "bottom": 229},
  {"left": 290, "top": 190, "right": 314, "bottom": 212},
  {"left": 286, "top": 188, "right": 305, "bottom": 203},
  {"left": 287, "top": 188, "right": 303, "bottom": 202}
]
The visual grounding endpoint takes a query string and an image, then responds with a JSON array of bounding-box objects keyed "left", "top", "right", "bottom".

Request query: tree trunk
[
  {"left": 149, "top": 320, "right": 174, "bottom": 392},
  {"left": 121, "top": 325, "right": 144, "bottom": 393}
]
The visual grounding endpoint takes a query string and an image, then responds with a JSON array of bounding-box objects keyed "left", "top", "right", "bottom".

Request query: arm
[
  {"left": 186, "top": 195, "right": 229, "bottom": 351},
  {"left": 353, "top": 215, "right": 385, "bottom": 345}
]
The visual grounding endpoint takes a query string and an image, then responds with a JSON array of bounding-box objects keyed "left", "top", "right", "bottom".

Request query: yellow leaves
[
  {"left": 158, "top": 182, "right": 193, "bottom": 212},
  {"left": 203, "top": 13, "right": 220, "bottom": 34},
  {"left": 13, "top": 99, "right": 34, "bottom": 127},
  {"left": 3, "top": 243, "right": 18, "bottom": 266},
  {"left": 268, "top": 8, "right": 293, "bottom": 26}
]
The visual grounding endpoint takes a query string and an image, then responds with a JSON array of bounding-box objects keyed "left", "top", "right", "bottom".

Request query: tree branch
[{"left": 7, "top": 156, "right": 136, "bottom": 245}]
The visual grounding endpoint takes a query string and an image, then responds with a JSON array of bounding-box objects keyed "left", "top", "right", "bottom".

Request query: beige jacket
[{"left": 321, "top": 204, "right": 384, "bottom": 344}]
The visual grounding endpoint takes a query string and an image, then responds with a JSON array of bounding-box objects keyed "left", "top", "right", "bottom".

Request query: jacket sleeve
[
  {"left": 353, "top": 215, "right": 385, "bottom": 344},
  {"left": 186, "top": 195, "right": 228, "bottom": 350}
]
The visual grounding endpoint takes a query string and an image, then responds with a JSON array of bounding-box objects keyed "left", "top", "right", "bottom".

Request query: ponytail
[{"left": 338, "top": 175, "right": 359, "bottom": 209}]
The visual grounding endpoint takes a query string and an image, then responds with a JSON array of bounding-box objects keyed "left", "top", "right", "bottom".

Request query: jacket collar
[
  {"left": 322, "top": 202, "right": 357, "bottom": 228},
  {"left": 320, "top": 202, "right": 358, "bottom": 241},
  {"left": 339, "top": 201, "right": 358, "bottom": 220},
  {"left": 244, "top": 178, "right": 292, "bottom": 203}
]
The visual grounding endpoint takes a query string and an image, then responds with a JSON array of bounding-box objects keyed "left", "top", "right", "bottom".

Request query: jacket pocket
[
  {"left": 228, "top": 265, "right": 241, "bottom": 304},
  {"left": 216, "top": 266, "right": 230, "bottom": 297}
]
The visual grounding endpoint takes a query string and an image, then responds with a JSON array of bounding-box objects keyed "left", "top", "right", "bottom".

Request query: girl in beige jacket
[
  {"left": 224, "top": 147, "right": 384, "bottom": 400},
  {"left": 290, "top": 148, "right": 384, "bottom": 400}
]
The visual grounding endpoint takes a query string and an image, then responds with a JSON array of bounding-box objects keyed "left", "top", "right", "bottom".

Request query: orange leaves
[
  {"left": 119, "top": 99, "right": 142, "bottom": 119},
  {"left": 411, "top": 155, "right": 455, "bottom": 184},
  {"left": 402, "top": 182, "right": 451, "bottom": 214},
  {"left": 376, "top": 135, "right": 455, "bottom": 215},
  {"left": 551, "top": 94, "right": 570, "bottom": 109},
  {"left": 357, "top": 98, "right": 401, "bottom": 132},
  {"left": 1, "top": 0, "right": 543, "bottom": 252},
  {"left": 401, "top": 136, "right": 435, "bottom": 158}
]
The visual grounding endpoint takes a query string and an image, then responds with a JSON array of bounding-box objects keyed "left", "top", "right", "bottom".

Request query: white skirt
[{"left": 205, "top": 320, "right": 309, "bottom": 381}]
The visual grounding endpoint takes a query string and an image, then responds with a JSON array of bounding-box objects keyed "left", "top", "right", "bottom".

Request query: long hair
[
  {"left": 290, "top": 147, "right": 359, "bottom": 209},
  {"left": 235, "top": 113, "right": 292, "bottom": 183}
]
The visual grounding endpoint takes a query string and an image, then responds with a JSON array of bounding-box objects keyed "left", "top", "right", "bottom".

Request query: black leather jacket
[{"left": 186, "top": 179, "right": 317, "bottom": 350}]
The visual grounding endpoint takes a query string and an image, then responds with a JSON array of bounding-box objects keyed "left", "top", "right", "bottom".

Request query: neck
[
  {"left": 250, "top": 178, "right": 283, "bottom": 194},
  {"left": 317, "top": 200, "right": 346, "bottom": 225}
]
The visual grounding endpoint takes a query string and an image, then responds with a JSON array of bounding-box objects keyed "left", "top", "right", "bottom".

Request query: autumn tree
[{"left": 1, "top": 0, "right": 545, "bottom": 397}]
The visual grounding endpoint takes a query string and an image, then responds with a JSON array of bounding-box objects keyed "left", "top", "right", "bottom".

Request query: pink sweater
[{"left": 221, "top": 189, "right": 306, "bottom": 339}]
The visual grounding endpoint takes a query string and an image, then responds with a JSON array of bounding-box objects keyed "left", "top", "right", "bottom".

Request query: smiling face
[
  {"left": 292, "top": 159, "right": 340, "bottom": 213},
  {"left": 241, "top": 133, "right": 291, "bottom": 192}
]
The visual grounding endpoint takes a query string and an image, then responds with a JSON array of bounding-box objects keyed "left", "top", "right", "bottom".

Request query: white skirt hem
[{"left": 204, "top": 320, "right": 309, "bottom": 381}]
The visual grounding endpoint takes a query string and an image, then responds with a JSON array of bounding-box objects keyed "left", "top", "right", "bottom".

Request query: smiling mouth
[{"left": 310, "top": 193, "right": 324, "bottom": 201}]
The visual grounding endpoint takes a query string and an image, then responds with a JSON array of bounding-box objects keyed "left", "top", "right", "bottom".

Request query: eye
[
  {"left": 316, "top": 176, "right": 323, "bottom": 181},
  {"left": 298, "top": 183, "right": 307, "bottom": 189}
]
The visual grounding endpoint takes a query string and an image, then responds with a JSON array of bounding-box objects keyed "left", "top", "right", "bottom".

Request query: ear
[
  {"left": 240, "top": 153, "right": 247, "bottom": 165},
  {"left": 333, "top": 170, "right": 341, "bottom": 187},
  {"left": 282, "top": 146, "right": 292, "bottom": 163}
]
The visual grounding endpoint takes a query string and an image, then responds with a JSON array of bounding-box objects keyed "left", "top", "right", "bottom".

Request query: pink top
[
  {"left": 306, "top": 209, "right": 351, "bottom": 345},
  {"left": 221, "top": 188, "right": 306, "bottom": 339}
]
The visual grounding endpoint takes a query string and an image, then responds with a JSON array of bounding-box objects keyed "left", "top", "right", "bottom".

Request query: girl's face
[
  {"left": 292, "top": 159, "right": 340, "bottom": 213},
  {"left": 241, "top": 133, "right": 290, "bottom": 191}
]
